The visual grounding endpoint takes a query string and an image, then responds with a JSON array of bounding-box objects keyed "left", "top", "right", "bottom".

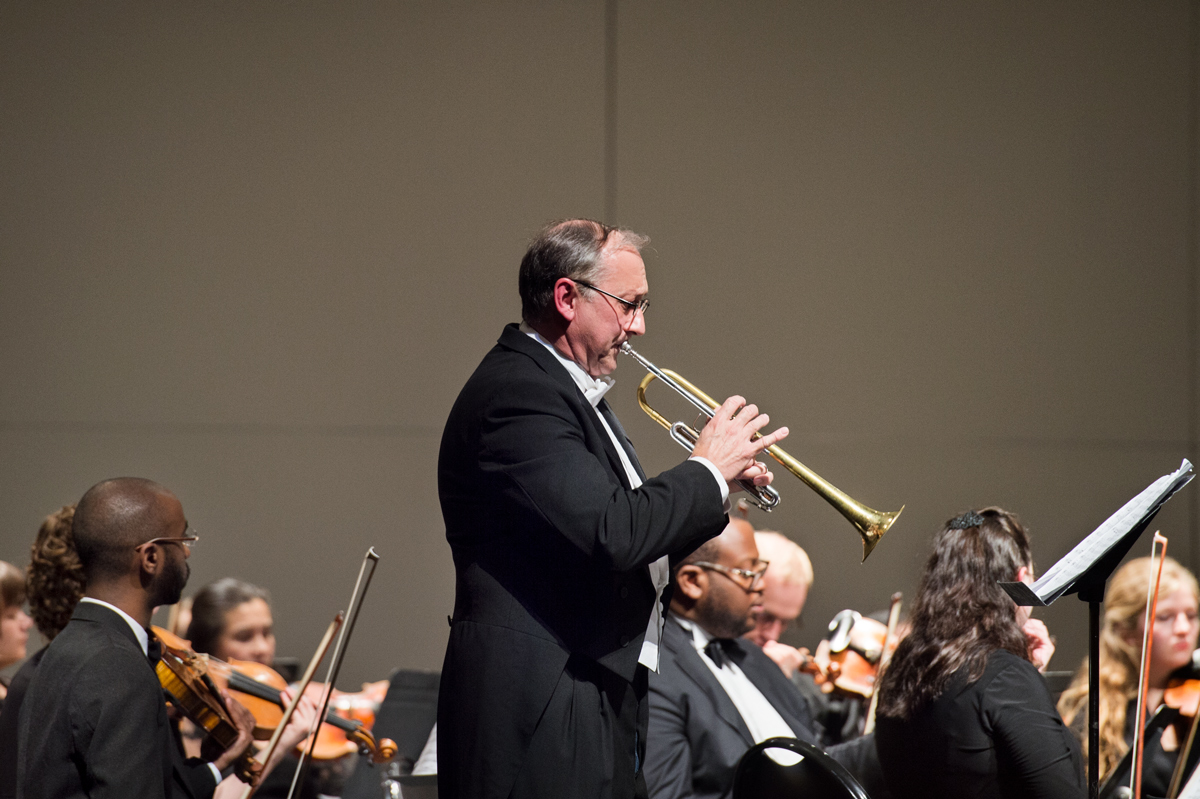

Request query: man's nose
[{"left": 626, "top": 309, "right": 646, "bottom": 336}]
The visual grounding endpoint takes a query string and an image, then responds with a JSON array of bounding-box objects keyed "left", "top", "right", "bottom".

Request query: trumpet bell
[{"left": 623, "top": 343, "right": 901, "bottom": 562}]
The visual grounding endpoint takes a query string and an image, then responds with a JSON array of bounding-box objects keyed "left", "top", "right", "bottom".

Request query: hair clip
[{"left": 948, "top": 510, "right": 986, "bottom": 530}]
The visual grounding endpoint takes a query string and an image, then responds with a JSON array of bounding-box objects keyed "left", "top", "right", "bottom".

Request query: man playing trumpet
[{"left": 437, "top": 218, "right": 788, "bottom": 799}]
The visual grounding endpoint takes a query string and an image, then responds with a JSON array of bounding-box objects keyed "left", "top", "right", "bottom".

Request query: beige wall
[{"left": 1, "top": 1, "right": 1197, "bottom": 688}]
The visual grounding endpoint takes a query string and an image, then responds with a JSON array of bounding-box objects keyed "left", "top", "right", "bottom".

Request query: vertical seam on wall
[
  {"left": 605, "top": 0, "right": 618, "bottom": 224},
  {"left": 1189, "top": 0, "right": 1200, "bottom": 574}
]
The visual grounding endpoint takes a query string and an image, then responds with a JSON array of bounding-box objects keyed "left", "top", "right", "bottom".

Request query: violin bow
[
  {"left": 1133, "top": 532, "right": 1169, "bottom": 799},
  {"left": 286, "top": 547, "right": 382, "bottom": 799},
  {"left": 863, "top": 592, "right": 903, "bottom": 735},
  {"left": 236, "top": 612, "right": 344, "bottom": 799}
]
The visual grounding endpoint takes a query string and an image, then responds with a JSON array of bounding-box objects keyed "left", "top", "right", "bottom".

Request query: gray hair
[{"left": 518, "top": 218, "right": 648, "bottom": 324}]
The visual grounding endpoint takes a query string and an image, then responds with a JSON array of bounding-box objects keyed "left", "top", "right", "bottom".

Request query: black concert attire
[
  {"left": 437, "top": 324, "right": 728, "bottom": 799},
  {"left": 645, "top": 616, "right": 818, "bottom": 799},
  {"left": 16, "top": 600, "right": 219, "bottom": 799},
  {"left": 0, "top": 647, "right": 45, "bottom": 799},
  {"left": 875, "top": 649, "right": 1085, "bottom": 799},
  {"left": 1074, "top": 696, "right": 1200, "bottom": 798}
]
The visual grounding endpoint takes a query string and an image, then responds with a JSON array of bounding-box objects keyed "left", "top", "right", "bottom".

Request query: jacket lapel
[
  {"left": 734, "top": 639, "right": 816, "bottom": 740},
  {"left": 497, "top": 324, "right": 634, "bottom": 488},
  {"left": 665, "top": 619, "right": 755, "bottom": 747}
]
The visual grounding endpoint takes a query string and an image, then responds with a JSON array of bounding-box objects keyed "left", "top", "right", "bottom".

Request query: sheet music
[{"left": 1002, "top": 459, "right": 1194, "bottom": 606}]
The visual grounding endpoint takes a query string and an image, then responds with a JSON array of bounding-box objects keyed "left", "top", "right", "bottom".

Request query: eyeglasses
[
  {"left": 135, "top": 532, "right": 199, "bottom": 553},
  {"left": 574, "top": 280, "right": 650, "bottom": 318},
  {"left": 693, "top": 560, "right": 769, "bottom": 592}
]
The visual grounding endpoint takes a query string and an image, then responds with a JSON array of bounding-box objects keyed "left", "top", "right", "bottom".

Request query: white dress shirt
[
  {"left": 672, "top": 614, "right": 798, "bottom": 746},
  {"left": 520, "top": 324, "right": 728, "bottom": 671},
  {"left": 78, "top": 597, "right": 223, "bottom": 784}
]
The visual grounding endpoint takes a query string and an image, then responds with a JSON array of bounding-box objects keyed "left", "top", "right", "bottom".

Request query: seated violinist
[
  {"left": 1058, "top": 555, "right": 1200, "bottom": 794},
  {"left": 15, "top": 478, "right": 316, "bottom": 799},
  {"left": 185, "top": 578, "right": 354, "bottom": 799},
  {"left": 644, "top": 518, "right": 819, "bottom": 799}
]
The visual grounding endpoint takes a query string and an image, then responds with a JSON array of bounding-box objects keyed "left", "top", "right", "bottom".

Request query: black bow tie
[
  {"left": 704, "top": 638, "right": 744, "bottom": 669},
  {"left": 147, "top": 635, "right": 162, "bottom": 666}
]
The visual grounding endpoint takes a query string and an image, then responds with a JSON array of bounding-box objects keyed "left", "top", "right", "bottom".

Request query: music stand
[{"left": 1000, "top": 459, "right": 1195, "bottom": 799}]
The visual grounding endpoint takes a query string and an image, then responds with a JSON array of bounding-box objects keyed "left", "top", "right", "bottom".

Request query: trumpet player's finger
[
  {"left": 754, "top": 425, "right": 789, "bottom": 452},
  {"left": 711, "top": 395, "right": 747, "bottom": 424},
  {"left": 733, "top": 461, "right": 767, "bottom": 482}
]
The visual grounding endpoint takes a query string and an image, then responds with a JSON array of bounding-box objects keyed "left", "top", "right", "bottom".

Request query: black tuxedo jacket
[
  {"left": 644, "top": 617, "right": 818, "bottom": 799},
  {"left": 437, "top": 324, "right": 728, "bottom": 799},
  {"left": 16, "top": 602, "right": 216, "bottom": 799}
]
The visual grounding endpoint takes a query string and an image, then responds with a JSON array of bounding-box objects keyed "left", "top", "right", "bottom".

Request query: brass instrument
[{"left": 620, "top": 342, "right": 902, "bottom": 561}]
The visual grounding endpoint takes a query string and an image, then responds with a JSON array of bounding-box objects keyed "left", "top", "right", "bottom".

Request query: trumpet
[{"left": 620, "top": 342, "right": 902, "bottom": 561}]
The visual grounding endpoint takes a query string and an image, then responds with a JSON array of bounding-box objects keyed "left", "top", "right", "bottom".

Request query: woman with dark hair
[
  {"left": 186, "top": 578, "right": 329, "bottom": 799},
  {"left": 873, "top": 507, "right": 1085, "bottom": 799},
  {"left": 187, "top": 578, "right": 275, "bottom": 666}
]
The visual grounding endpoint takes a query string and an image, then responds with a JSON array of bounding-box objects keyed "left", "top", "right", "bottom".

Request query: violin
[
  {"left": 153, "top": 626, "right": 397, "bottom": 764},
  {"left": 153, "top": 628, "right": 263, "bottom": 784},
  {"left": 799, "top": 610, "right": 897, "bottom": 699}
]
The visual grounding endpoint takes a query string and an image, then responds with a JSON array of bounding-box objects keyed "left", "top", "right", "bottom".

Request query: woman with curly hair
[
  {"left": 1057, "top": 556, "right": 1200, "bottom": 794},
  {"left": 0, "top": 505, "right": 82, "bottom": 799},
  {"left": 873, "top": 507, "right": 1084, "bottom": 798}
]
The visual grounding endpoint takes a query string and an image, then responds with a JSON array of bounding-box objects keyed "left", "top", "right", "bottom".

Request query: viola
[
  {"left": 153, "top": 626, "right": 397, "bottom": 764},
  {"left": 799, "top": 610, "right": 897, "bottom": 699}
]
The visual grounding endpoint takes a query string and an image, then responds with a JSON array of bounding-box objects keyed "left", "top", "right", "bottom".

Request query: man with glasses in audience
[
  {"left": 437, "top": 219, "right": 788, "bottom": 799},
  {"left": 643, "top": 519, "right": 818, "bottom": 799}
]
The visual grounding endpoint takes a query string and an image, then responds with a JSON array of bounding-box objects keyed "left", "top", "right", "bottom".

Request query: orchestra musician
[
  {"left": 437, "top": 218, "right": 787, "bottom": 799},
  {"left": 14, "top": 478, "right": 317, "bottom": 799},
  {"left": 0, "top": 561, "right": 33, "bottom": 709},
  {"left": 874, "top": 508, "right": 1085, "bottom": 799},
  {"left": 644, "top": 519, "right": 818, "bottom": 799},
  {"left": 1057, "top": 555, "right": 1200, "bottom": 794},
  {"left": 185, "top": 578, "right": 327, "bottom": 799},
  {"left": 0, "top": 505, "right": 82, "bottom": 799}
]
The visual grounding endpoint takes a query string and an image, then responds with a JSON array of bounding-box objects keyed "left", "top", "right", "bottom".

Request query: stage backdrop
[{"left": 2, "top": 1, "right": 1197, "bottom": 689}]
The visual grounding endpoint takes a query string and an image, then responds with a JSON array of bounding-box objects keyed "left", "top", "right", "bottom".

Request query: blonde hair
[
  {"left": 1057, "top": 556, "right": 1199, "bottom": 781},
  {"left": 754, "top": 531, "right": 813, "bottom": 588}
]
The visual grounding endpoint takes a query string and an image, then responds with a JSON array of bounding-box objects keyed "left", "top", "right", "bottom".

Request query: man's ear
[
  {"left": 136, "top": 544, "right": 162, "bottom": 581},
  {"left": 1016, "top": 565, "right": 1033, "bottom": 585},
  {"left": 552, "top": 278, "right": 580, "bottom": 322},
  {"left": 675, "top": 566, "right": 706, "bottom": 601}
]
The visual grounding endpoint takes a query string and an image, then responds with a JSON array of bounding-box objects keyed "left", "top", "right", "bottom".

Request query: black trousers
[{"left": 508, "top": 656, "right": 649, "bottom": 799}]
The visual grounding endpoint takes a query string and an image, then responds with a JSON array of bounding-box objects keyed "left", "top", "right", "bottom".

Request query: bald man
[
  {"left": 743, "top": 528, "right": 813, "bottom": 677},
  {"left": 16, "top": 478, "right": 254, "bottom": 799}
]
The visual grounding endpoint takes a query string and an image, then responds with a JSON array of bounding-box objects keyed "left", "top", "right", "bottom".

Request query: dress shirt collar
[
  {"left": 672, "top": 612, "right": 717, "bottom": 653},
  {"left": 79, "top": 597, "right": 149, "bottom": 656},
  {"left": 519, "top": 322, "right": 614, "bottom": 408}
]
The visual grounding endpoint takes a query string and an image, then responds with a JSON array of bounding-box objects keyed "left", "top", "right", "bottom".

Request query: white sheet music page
[{"left": 1014, "top": 459, "right": 1194, "bottom": 606}]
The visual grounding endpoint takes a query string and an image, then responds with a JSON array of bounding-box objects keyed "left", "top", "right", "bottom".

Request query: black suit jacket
[
  {"left": 16, "top": 602, "right": 216, "bottom": 799},
  {"left": 437, "top": 324, "right": 728, "bottom": 799},
  {"left": 645, "top": 617, "right": 818, "bottom": 799}
]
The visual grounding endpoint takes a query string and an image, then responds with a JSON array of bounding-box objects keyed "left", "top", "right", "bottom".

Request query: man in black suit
[
  {"left": 437, "top": 219, "right": 789, "bottom": 799},
  {"left": 16, "top": 477, "right": 255, "bottom": 799},
  {"left": 644, "top": 518, "right": 819, "bottom": 799}
]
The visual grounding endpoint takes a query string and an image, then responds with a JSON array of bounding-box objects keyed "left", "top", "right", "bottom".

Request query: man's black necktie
[{"left": 704, "top": 638, "right": 745, "bottom": 669}]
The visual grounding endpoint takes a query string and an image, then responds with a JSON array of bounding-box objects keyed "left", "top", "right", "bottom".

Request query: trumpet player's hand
[{"left": 691, "top": 394, "right": 789, "bottom": 484}]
